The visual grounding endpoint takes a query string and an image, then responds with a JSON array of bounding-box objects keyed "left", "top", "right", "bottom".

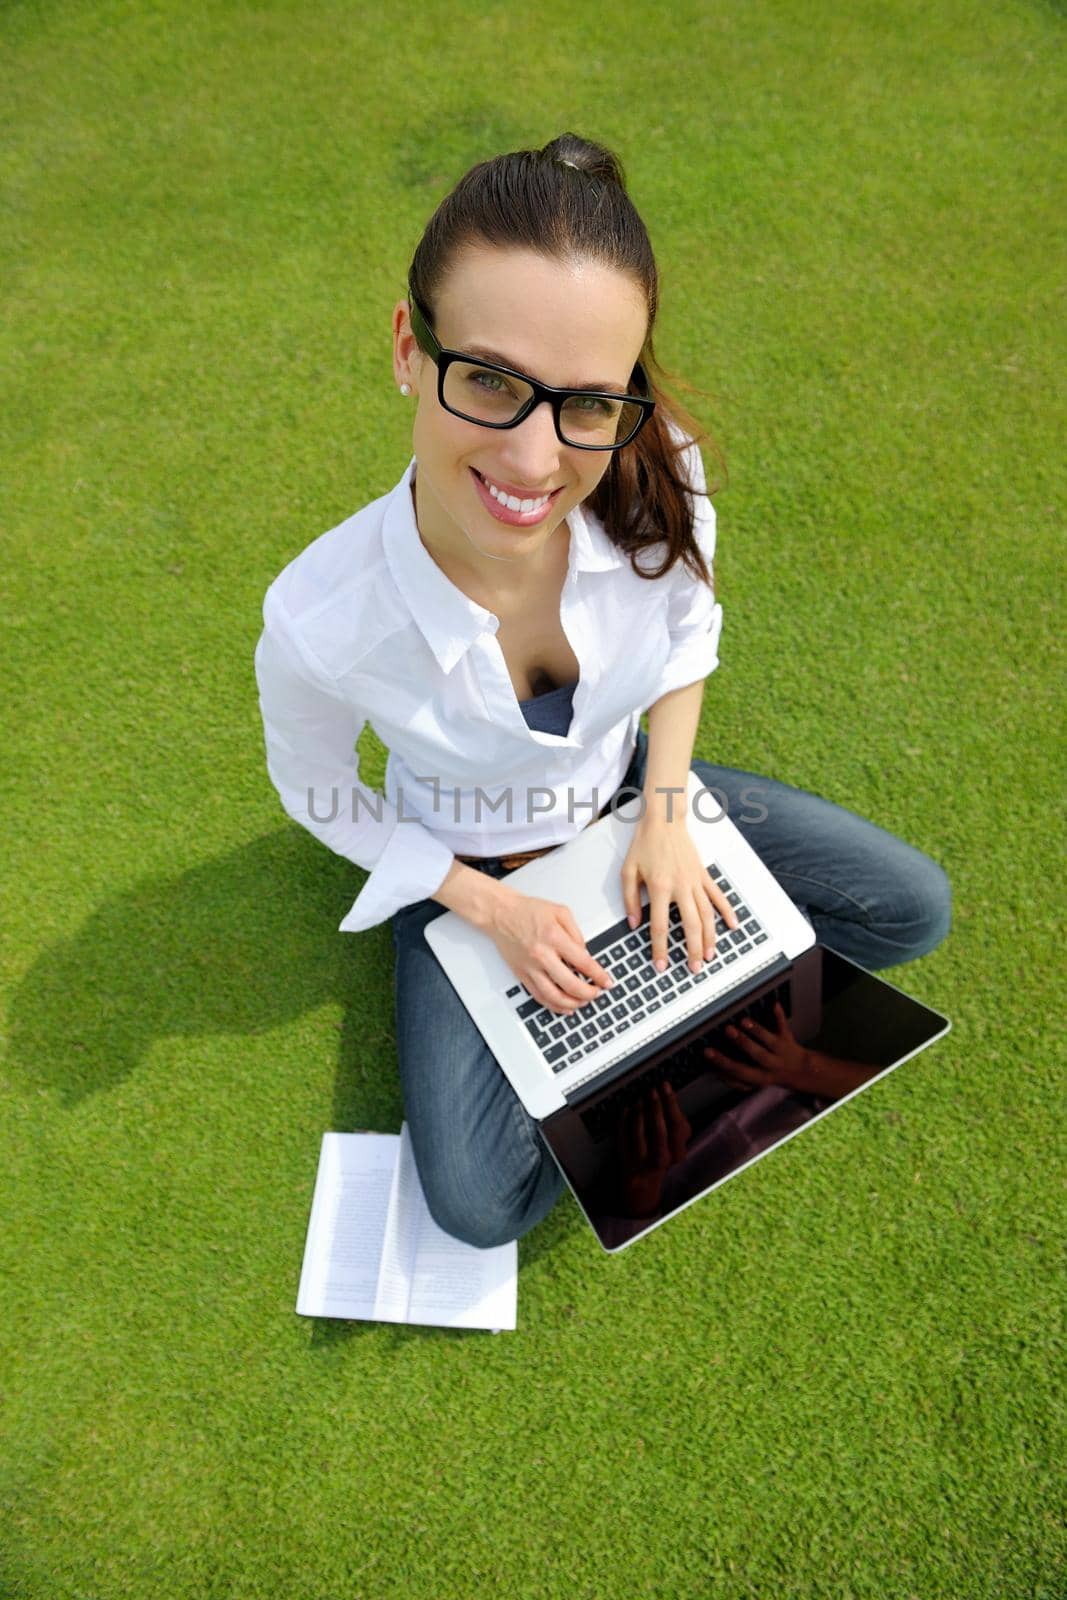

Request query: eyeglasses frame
[{"left": 406, "top": 292, "right": 656, "bottom": 452}]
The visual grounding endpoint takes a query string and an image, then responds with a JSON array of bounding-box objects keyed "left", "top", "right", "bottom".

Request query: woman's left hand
[
  {"left": 620, "top": 813, "right": 739, "bottom": 972},
  {"left": 706, "top": 1002, "right": 877, "bottom": 1099},
  {"left": 705, "top": 1002, "right": 812, "bottom": 1092}
]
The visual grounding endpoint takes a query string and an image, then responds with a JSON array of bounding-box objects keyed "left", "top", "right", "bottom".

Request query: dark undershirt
[{"left": 517, "top": 677, "right": 578, "bottom": 736}]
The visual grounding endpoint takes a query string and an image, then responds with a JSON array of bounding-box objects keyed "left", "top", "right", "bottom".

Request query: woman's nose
[{"left": 494, "top": 399, "right": 563, "bottom": 485}]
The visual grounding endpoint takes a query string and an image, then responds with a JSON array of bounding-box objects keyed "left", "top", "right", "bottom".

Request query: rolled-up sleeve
[
  {"left": 648, "top": 440, "right": 722, "bottom": 703},
  {"left": 254, "top": 589, "right": 455, "bottom": 932}
]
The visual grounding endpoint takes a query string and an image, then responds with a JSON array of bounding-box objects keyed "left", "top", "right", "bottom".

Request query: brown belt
[
  {"left": 456, "top": 792, "right": 616, "bottom": 873},
  {"left": 458, "top": 846, "right": 555, "bottom": 871}
]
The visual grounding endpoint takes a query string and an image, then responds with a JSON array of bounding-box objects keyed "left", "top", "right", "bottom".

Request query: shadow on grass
[
  {"left": 9, "top": 828, "right": 370, "bottom": 1097},
  {"left": 6, "top": 824, "right": 582, "bottom": 1273}
]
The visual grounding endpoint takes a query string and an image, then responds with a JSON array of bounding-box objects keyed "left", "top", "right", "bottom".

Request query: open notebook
[{"left": 296, "top": 1124, "right": 517, "bottom": 1328}]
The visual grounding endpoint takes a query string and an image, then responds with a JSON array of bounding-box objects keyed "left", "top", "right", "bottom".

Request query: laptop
[{"left": 425, "top": 771, "right": 951, "bottom": 1252}]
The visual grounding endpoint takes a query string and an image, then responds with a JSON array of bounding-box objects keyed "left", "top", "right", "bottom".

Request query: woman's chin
[{"left": 464, "top": 492, "right": 571, "bottom": 554}]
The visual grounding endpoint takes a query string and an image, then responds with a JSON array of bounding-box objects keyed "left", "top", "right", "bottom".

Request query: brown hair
[{"left": 406, "top": 131, "right": 724, "bottom": 589}]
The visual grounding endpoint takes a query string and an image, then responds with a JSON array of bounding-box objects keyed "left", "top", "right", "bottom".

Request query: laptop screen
[{"left": 540, "top": 944, "right": 951, "bottom": 1252}]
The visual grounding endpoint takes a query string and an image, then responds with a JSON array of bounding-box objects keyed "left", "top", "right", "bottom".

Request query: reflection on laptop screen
[{"left": 543, "top": 946, "right": 950, "bottom": 1253}]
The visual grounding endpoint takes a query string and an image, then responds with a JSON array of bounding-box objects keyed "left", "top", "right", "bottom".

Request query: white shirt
[{"left": 254, "top": 445, "right": 722, "bottom": 933}]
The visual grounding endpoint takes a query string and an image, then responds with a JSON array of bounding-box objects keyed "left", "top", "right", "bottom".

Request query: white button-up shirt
[{"left": 254, "top": 443, "right": 722, "bottom": 933}]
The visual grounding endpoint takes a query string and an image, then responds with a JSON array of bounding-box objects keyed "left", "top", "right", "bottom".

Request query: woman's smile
[{"left": 470, "top": 466, "right": 564, "bottom": 527}]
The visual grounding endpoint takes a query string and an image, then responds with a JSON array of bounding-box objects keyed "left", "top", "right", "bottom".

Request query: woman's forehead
[{"left": 432, "top": 245, "right": 647, "bottom": 385}]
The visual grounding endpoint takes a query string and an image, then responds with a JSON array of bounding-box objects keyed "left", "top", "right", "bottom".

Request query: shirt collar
[
  {"left": 382, "top": 457, "right": 625, "bottom": 674},
  {"left": 567, "top": 492, "right": 627, "bottom": 574},
  {"left": 383, "top": 459, "right": 496, "bottom": 674}
]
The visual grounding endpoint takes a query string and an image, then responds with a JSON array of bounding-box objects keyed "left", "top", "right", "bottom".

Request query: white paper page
[
  {"left": 399, "top": 1126, "right": 518, "bottom": 1332},
  {"left": 295, "top": 1133, "right": 398, "bottom": 1319},
  {"left": 372, "top": 1122, "right": 421, "bottom": 1322}
]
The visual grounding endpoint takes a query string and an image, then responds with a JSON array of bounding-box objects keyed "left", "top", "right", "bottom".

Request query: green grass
[{"left": 1, "top": 0, "right": 1064, "bottom": 1595}]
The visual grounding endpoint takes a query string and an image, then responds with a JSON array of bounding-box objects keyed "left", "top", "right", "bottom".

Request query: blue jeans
[{"left": 390, "top": 729, "right": 951, "bottom": 1248}]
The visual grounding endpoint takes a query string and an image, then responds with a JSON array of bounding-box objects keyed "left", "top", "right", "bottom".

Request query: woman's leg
[
  {"left": 387, "top": 732, "right": 654, "bottom": 1247},
  {"left": 391, "top": 887, "right": 566, "bottom": 1248},
  {"left": 666, "top": 747, "right": 953, "bottom": 970}
]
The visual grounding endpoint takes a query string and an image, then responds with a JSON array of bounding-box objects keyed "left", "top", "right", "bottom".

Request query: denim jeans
[{"left": 390, "top": 728, "right": 951, "bottom": 1248}]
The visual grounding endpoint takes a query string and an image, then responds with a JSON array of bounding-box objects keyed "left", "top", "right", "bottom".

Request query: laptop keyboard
[{"left": 503, "top": 862, "right": 769, "bottom": 1076}]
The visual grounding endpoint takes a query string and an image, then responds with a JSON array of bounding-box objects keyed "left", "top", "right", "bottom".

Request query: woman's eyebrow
[{"left": 462, "top": 341, "right": 628, "bottom": 393}]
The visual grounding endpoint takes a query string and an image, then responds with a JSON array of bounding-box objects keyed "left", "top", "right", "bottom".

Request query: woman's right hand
[{"left": 487, "top": 886, "right": 614, "bottom": 1014}]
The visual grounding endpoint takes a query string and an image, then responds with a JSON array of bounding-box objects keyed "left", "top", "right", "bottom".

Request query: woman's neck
[{"left": 410, "top": 470, "right": 569, "bottom": 611}]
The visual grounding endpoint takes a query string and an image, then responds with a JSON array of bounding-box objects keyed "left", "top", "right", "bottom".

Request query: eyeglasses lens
[{"left": 442, "top": 361, "right": 643, "bottom": 448}]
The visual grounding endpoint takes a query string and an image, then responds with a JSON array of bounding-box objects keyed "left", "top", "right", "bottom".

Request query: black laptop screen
[{"left": 541, "top": 945, "right": 950, "bottom": 1252}]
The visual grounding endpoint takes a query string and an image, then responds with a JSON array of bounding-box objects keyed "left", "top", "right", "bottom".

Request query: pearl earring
[{"left": 400, "top": 383, "right": 411, "bottom": 396}]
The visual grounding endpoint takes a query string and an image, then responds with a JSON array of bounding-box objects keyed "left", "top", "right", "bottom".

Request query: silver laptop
[{"left": 425, "top": 772, "right": 950, "bottom": 1251}]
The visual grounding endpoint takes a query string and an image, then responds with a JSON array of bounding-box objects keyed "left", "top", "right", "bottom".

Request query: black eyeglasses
[{"left": 407, "top": 292, "right": 656, "bottom": 452}]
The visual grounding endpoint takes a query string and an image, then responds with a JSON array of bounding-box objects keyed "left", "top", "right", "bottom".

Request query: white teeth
[{"left": 483, "top": 475, "right": 551, "bottom": 513}]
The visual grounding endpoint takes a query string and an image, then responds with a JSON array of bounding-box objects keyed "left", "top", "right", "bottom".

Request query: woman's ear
[{"left": 392, "top": 299, "right": 423, "bottom": 394}]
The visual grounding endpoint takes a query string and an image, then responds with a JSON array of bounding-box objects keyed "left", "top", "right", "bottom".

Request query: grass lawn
[{"left": 1, "top": 0, "right": 1063, "bottom": 1595}]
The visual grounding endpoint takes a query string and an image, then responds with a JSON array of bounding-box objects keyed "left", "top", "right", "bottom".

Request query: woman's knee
[
  {"left": 907, "top": 854, "right": 953, "bottom": 958},
  {"left": 424, "top": 1191, "right": 522, "bottom": 1250},
  {"left": 864, "top": 849, "right": 952, "bottom": 964},
  {"left": 418, "top": 1146, "right": 565, "bottom": 1249},
  {"left": 420, "top": 1167, "right": 535, "bottom": 1248}
]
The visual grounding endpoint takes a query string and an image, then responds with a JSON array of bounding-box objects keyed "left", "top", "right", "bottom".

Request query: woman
[{"left": 254, "top": 132, "right": 951, "bottom": 1249}]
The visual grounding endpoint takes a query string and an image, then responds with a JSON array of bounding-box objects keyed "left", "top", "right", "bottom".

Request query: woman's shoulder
[
  {"left": 267, "top": 492, "right": 386, "bottom": 606},
  {"left": 260, "top": 475, "right": 409, "bottom": 679}
]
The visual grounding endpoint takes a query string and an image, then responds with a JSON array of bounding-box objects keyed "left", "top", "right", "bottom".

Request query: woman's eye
[
  {"left": 572, "top": 395, "right": 616, "bottom": 416},
  {"left": 470, "top": 370, "right": 508, "bottom": 394}
]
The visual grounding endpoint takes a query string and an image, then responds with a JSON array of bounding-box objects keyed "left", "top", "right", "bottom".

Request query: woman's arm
[
  {"left": 618, "top": 436, "right": 729, "bottom": 970},
  {"left": 430, "top": 858, "right": 510, "bottom": 929},
  {"left": 431, "top": 858, "right": 615, "bottom": 1016},
  {"left": 620, "top": 675, "right": 738, "bottom": 973},
  {"left": 255, "top": 592, "right": 456, "bottom": 933},
  {"left": 642, "top": 678, "right": 706, "bottom": 824}
]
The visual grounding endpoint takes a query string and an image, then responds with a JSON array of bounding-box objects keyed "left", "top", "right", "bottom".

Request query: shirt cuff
[{"left": 337, "top": 817, "right": 455, "bottom": 932}]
